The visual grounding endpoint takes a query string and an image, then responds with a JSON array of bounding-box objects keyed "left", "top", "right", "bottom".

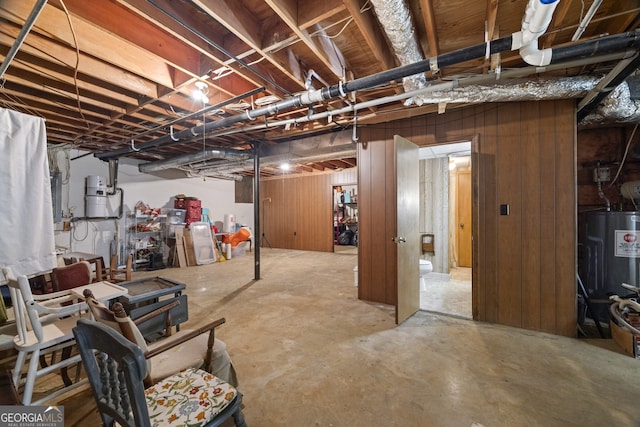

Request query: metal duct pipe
[
  {"left": 579, "top": 81, "right": 640, "bottom": 125},
  {"left": 107, "top": 159, "right": 118, "bottom": 195},
  {"left": 368, "top": 0, "right": 427, "bottom": 104},
  {"left": 139, "top": 148, "right": 249, "bottom": 173},
  {"left": 193, "top": 149, "right": 357, "bottom": 177},
  {"left": 184, "top": 170, "right": 243, "bottom": 181},
  {"left": 0, "top": 0, "right": 48, "bottom": 79},
  {"left": 577, "top": 53, "right": 640, "bottom": 122}
]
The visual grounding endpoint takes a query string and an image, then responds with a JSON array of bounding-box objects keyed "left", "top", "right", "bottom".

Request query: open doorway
[
  {"left": 333, "top": 185, "right": 358, "bottom": 255},
  {"left": 418, "top": 142, "right": 472, "bottom": 318}
]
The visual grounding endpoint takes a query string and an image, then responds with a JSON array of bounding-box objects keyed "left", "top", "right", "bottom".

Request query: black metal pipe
[
  {"left": 98, "top": 30, "right": 640, "bottom": 160},
  {"left": 550, "top": 29, "right": 640, "bottom": 63},
  {"left": 253, "top": 142, "right": 261, "bottom": 281}
]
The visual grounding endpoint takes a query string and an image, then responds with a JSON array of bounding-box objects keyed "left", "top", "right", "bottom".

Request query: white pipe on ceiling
[
  {"left": 572, "top": 0, "right": 604, "bottom": 41},
  {"left": 513, "top": 0, "right": 560, "bottom": 66}
]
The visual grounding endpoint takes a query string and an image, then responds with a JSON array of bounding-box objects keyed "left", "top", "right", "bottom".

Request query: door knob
[
  {"left": 460, "top": 223, "right": 464, "bottom": 228},
  {"left": 392, "top": 236, "right": 406, "bottom": 243}
]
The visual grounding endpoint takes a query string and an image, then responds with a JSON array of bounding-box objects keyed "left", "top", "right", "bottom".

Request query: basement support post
[{"left": 253, "top": 141, "right": 261, "bottom": 281}]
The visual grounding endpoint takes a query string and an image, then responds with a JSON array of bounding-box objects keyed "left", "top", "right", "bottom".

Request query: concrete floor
[
  {"left": 45, "top": 248, "right": 640, "bottom": 425},
  {"left": 421, "top": 267, "right": 472, "bottom": 319}
]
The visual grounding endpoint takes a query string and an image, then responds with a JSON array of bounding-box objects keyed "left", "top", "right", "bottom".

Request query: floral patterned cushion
[{"left": 145, "top": 368, "right": 237, "bottom": 426}]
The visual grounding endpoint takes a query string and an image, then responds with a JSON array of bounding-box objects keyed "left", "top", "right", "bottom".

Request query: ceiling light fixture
[{"left": 192, "top": 81, "right": 209, "bottom": 104}]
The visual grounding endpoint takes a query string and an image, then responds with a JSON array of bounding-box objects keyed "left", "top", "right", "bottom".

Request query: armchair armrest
[
  {"left": 28, "top": 298, "right": 87, "bottom": 317},
  {"left": 133, "top": 299, "right": 180, "bottom": 337},
  {"left": 32, "top": 289, "right": 74, "bottom": 301},
  {"left": 144, "top": 317, "right": 226, "bottom": 363}
]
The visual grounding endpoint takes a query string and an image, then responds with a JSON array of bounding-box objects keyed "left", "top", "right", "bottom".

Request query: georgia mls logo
[
  {"left": 0, "top": 405, "right": 64, "bottom": 427},
  {"left": 624, "top": 233, "right": 638, "bottom": 243}
]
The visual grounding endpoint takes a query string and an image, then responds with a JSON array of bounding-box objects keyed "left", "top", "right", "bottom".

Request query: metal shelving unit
[{"left": 125, "top": 212, "right": 166, "bottom": 270}]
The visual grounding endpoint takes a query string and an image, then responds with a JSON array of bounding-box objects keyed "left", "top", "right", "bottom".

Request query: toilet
[{"left": 419, "top": 259, "right": 433, "bottom": 292}]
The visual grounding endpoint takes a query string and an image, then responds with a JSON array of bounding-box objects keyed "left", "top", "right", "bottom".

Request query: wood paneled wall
[
  {"left": 260, "top": 169, "right": 357, "bottom": 252},
  {"left": 357, "top": 138, "right": 397, "bottom": 304},
  {"left": 261, "top": 100, "right": 576, "bottom": 336},
  {"left": 357, "top": 100, "right": 576, "bottom": 336}
]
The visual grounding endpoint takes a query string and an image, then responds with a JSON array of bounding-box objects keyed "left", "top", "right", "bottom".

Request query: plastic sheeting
[{"left": 0, "top": 108, "right": 56, "bottom": 277}]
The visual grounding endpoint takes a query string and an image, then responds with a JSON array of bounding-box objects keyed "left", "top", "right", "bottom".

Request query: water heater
[
  {"left": 580, "top": 211, "right": 640, "bottom": 321},
  {"left": 85, "top": 175, "right": 107, "bottom": 217}
]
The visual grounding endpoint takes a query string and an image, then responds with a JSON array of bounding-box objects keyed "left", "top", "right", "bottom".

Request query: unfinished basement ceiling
[{"left": 2, "top": 1, "right": 640, "bottom": 178}]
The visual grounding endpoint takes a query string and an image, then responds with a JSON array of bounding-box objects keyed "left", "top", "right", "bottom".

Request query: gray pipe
[{"left": 0, "top": 0, "right": 48, "bottom": 79}]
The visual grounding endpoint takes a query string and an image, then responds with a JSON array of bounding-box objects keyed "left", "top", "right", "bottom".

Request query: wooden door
[
  {"left": 457, "top": 170, "right": 472, "bottom": 267},
  {"left": 395, "top": 136, "right": 420, "bottom": 324},
  {"left": 357, "top": 134, "right": 419, "bottom": 324}
]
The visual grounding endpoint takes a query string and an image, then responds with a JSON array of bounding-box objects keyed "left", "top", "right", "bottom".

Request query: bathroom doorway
[
  {"left": 418, "top": 142, "right": 472, "bottom": 318},
  {"left": 333, "top": 184, "right": 358, "bottom": 255}
]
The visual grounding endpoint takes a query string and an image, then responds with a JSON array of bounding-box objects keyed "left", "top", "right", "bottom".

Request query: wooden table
[
  {"left": 116, "top": 277, "right": 187, "bottom": 339},
  {"left": 70, "top": 281, "right": 128, "bottom": 303}
]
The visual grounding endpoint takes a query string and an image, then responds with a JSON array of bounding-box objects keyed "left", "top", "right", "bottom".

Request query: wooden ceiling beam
[
  {"left": 419, "top": 0, "right": 439, "bottom": 57},
  {"left": 0, "top": 27, "right": 159, "bottom": 99},
  {"left": 342, "top": 0, "right": 395, "bottom": 71},
  {"left": 0, "top": 0, "right": 176, "bottom": 88},
  {"left": 192, "top": 0, "right": 306, "bottom": 91},
  {"left": 265, "top": 0, "right": 345, "bottom": 80},
  {"left": 298, "top": 0, "right": 346, "bottom": 30},
  {"left": 543, "top": 0, "right": 573, "bottom": 48},
  {"left": 114, "top": 0, "right": 265, "bottom": 97}
]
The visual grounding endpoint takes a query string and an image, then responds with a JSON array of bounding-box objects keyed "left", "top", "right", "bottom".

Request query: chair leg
[
  {"left": 60, "top": 347, "right": 73, "bottom": 386},
  {"left": 21, "top": 348, "right": 40, "bottom": 405},
  {"left": 12, "top": 350, "right": 26, "bottom": 390},
  {"left": 232, "top": 408, "right": 247, "bottom": 427}
]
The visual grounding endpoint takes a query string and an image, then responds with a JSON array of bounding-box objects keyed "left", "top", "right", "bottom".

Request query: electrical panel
[{"left": 593, "top": 167, "right": 611, "bottom": 183}]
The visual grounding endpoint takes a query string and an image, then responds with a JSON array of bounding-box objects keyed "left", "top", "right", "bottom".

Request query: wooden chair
[
  {"left": 106, "top": 254, "right": 132, "bottom": 283},
  {"left": 51, "top": 261, "right": 92, "bottom": 292},
  {"left": 83, "top": 289, "right": 238, "bottom": 387},
  {"left": 73, "top": 318, "right": 246, "bottom": 427},
  {"left": 3, "top": 267, "right": 90, "bottom": 405}
]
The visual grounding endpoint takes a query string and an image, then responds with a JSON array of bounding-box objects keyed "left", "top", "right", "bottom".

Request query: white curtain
[{"left": 0, "top": 108, "right": 56, "bottom": 277}]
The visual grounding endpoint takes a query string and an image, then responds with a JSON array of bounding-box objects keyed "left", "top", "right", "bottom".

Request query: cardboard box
[{"left": 610, "top": 319, "right": 640, "bottom": 359}]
